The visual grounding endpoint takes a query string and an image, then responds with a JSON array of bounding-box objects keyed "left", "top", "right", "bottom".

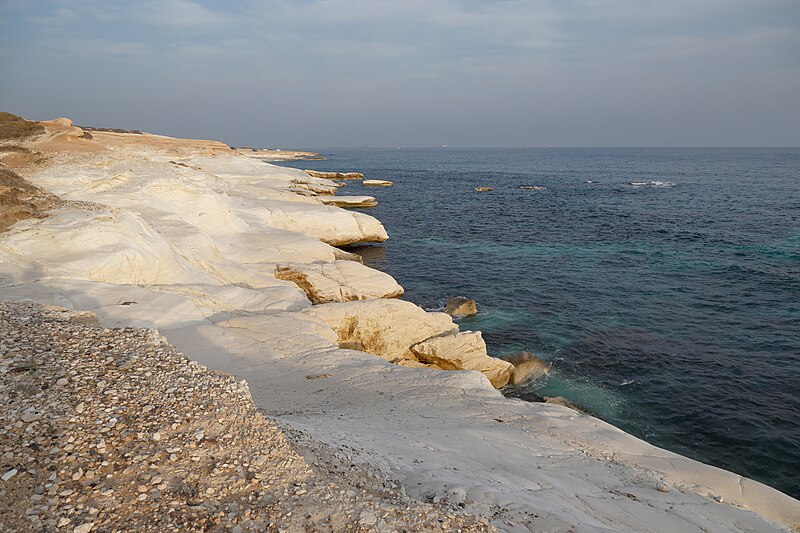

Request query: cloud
[
  {"left": 2, "top": 0, "right": 799, "bottom": 146},
  {"left": 137, "top": 0, "right": 232, "bottom": 29}
]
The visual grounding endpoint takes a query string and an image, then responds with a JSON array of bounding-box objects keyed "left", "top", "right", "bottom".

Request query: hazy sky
[{"left": 1, "top": 0, "right": 799, "bottom": 147}]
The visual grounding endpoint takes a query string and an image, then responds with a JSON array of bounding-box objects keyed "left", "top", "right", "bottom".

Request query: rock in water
[
  {"left": 474, "top": 187, "right": 493, "bottom": 192},
  {"left": 362, "top": 180, "right": 393, "bottom": 187},
  {"left": 544, "top": 396, "right": 584, "bottom": 413},
  {"left": 505, "top": 351, "right": 552, "bottom": 386},
  {"left": 443, "top": 297, "right": 478, "bottom": 317}
]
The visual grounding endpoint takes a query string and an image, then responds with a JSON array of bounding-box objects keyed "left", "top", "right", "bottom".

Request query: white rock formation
[
  {"left": 410, "top": 331, "right": 513, "bottom": 388},
  {"left": 362, "top": 179, "right": 393, "bottom": 186},
  {"left": 1, "top": 119, "right": 798, "bottom": 532},
  {"left": 275, "top": 261, "right": 403, "bottom": 303},
  {"left": 304, "top": 170, "right": 364, "bottom": 180},
  {"left": 318, "top": 195, "right": 378, "bottom": 208},
  {"left": 302, "top": 299, "right": 456, "bottom": 360}
]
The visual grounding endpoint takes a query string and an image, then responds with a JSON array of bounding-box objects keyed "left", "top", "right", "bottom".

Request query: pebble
[
  {"left": 21, "top": 409, "right": 42, "bottom": 423},
  {"left": 360, "top": 511, "right": 378, "bottom": 525},
  {"left": 0, "top": 301, "right": 490, "bottom": 532}
]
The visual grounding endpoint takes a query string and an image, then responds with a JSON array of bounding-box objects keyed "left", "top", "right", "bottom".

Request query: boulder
[
  {"left": 505, "top": 351, "right": 552, "bottom": 386},
  {"left": 443, "top": 297, "right": 477, "bottom": 317},
  {"left": 474, "top": 187, "right": 493, "bottom": 192},
  {"left": 410, "top": 331, "right": 513, "bottom": 388},
  {"left": 302, "top": 300, "right": 456, "bottom": 361},
  {"left": 362, "top": 180, "right": 393, "bottom": 187}
]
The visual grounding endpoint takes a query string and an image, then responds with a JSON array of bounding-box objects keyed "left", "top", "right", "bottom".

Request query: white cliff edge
[{"left": 1, "top": 119, "right": 798, "bottom": 532}]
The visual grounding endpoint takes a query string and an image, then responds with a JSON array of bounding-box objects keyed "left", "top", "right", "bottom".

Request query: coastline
[{"left": 1, "top": 115, "right": 799, "bottom": 531}]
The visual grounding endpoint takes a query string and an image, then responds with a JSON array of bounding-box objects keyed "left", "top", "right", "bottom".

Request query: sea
[{"left": 274, "top": 147, "right": 800, "bottom": 499}]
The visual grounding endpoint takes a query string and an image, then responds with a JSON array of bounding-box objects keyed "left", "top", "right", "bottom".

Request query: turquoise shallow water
[{"left": 277, "top": 147, "right": 800, "bottom": 498}]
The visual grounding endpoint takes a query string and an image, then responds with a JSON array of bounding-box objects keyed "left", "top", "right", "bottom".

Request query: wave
[{"left": 629, "top": 181, "right": 675, "bottom": 187}]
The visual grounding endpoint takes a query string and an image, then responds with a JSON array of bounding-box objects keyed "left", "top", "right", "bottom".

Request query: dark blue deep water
[{"left": 278, "top": 148, "right": 800, "bottom": 498}]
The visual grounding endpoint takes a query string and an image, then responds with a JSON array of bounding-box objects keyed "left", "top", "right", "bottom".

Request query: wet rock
[
  {"left": 504, "top": 351, "right": 552, "bottom": 386},
  {"left": 443, "top": 297, "right": 478, "bottom": 317}
]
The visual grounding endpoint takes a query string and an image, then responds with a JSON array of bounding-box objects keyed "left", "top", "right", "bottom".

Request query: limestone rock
[
  {"left": 443, "top": 297, "right": 477, "bottom": 317},
  {"left": 410, "top": 331, "right": 513, "bottom": 388},
  {"left": 290, "top": 177, "right": 340, "bottom": 195},
  {"left": 505, "top": 351, "right": 552, "bottom": 386},
  {"left": 274, "top": 261, "right": 403, "bottom": 304},
  {"left": 304, "top": 170, "right": 364, "bottom": 180},
  {"left": 302, "top": 300, "right": 456, "bottom": 361},
  {"left": 394, "top": 359, "right": 441, "bottom": 370},
  {"left": 318, "top": 196, "right": 377, "bottom": 208},
  {"left": 362, "top": 180, "right": 393, "bottom": 187}
]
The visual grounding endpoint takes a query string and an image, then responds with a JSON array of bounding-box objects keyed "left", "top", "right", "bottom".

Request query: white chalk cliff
[{"left": 2, "top": 118, "right": 799, "bottom": 532}]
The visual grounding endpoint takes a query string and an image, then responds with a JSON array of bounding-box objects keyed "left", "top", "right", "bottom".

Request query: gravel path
[{"left": 0, "top": 301, "right": 491, "bottom": 532}]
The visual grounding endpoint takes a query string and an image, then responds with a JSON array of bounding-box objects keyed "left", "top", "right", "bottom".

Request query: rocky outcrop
[
  {"left": 362, "top": 179, "right": 393, "bottom": 186},
  {"left": 318, "top": 195, "right": 377, "bottom": 208},
  {"left": 0, "top": 168, "right": 61, "bottom": 232},
  {"left": 410, "top": 331, "right": 514, "bottom": 388},
  {"left": 0, "top": 112, "right": 44, "bottom": 140},
  {"left": 302, "top": 300, "right": 456, "bottom": 361},
  {"left": 444, "top": 296, "right": 478, "bottom": 317},
  {"left": 290, "top": 177, "right": 341, "bottom": 195},
  {"left": 274, "top": 261, "right": 403, "bottom": 303},
  {"left": 505, "top": 351, "right": 552, "bottom": 385},
  {"left": 5, "top": 116, "right": 800, "bottom": 532},
  {"left": 304, "top": 170, "right": 364, "bottom": 180},
  {"left": 236, "top": 148, "right": 323, "bottom": 161}
]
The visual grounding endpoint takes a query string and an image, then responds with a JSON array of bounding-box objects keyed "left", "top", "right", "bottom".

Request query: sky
[{"left": 1, "top": 0, "right": 799, "bottom": 147}]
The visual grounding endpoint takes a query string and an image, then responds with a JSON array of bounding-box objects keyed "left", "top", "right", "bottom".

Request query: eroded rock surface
[
  {"left": 410, "top": 331, "right": 513, "bottom": 388},
  {"left": 304, "top": 170, "right": 364, "bottom": 180},
  {"left": 2, "top": 116, "right": 799, "bottom": 532},
  {"left": 303, "top": 300, "right": 456, "bottom": 361},
  {"left": 275, "top": 261, "right": 403, "bottom": 304}
]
